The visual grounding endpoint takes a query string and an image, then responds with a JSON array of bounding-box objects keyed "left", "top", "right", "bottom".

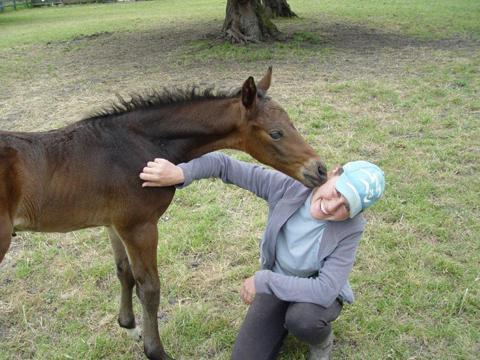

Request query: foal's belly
[
  {"left": 13, "top": 205, "right": 111, "bottom": 233},
  {"left": 13, "top": 191, "right": 118, "bottom": 232},
  {"left": 13, "top": 187, "right": 175, "bottom": 233}
]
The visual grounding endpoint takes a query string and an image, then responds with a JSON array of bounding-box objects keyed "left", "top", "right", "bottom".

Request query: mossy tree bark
[
  {"left": 262, "top": 0, "right": 297, "bottom": 18},
  {"left": 222, "top": 0, "right": 281, "bottom": 44}
]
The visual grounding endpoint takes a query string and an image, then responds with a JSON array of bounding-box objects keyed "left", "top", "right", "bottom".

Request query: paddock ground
[{"left": 0, "top": 1, "right": 479, "bottom": 359}]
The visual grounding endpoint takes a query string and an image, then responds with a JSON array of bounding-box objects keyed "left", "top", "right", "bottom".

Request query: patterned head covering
[{"left": 335, "top": 161, "right": 385, "bottom": 218}]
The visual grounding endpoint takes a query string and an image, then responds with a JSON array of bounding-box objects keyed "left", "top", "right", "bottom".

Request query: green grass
[
  {"left": 1, "top": 0, "right": 479, "bottom": 49},
  {"left": 178, "top": 31, "right": 333, "bottom": 64},
  {"left": 308, "top": 0, "right": 480, "bottom": 39},
  {"left": 0, "top": 1, "right": 479, "bottom": 359},
  {"left": 0, "top": 0, "right": 224, "bottom": 48}
]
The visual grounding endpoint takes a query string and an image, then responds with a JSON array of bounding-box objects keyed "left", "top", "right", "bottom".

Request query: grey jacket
[{"left": 178, "top": 152, "right": 366, "bottom": 307}]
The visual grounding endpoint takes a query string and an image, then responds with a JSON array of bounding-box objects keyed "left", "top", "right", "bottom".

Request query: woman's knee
[{"left": 284, "top": 303, "right": 336, "bottom": 345}]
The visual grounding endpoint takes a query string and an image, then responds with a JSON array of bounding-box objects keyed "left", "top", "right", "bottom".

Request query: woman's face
[{"left": 310, "top": 169, "right": 350, "bottom": 221}]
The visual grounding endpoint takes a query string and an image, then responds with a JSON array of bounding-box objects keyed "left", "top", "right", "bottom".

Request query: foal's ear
[
  {"left": 257, "top": 66, "right": 272, "bottom": 92},
  {"left": 241, "top": 76, "right": 257, "bottom": 109}
]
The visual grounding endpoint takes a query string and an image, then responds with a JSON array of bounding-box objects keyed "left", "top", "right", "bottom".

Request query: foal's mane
[{"left": 88, "top": 86, "right": 244, "bottom": 120}]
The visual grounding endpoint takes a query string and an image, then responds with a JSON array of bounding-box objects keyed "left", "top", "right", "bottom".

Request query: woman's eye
[{"left": 269, "top": 130, "right": 283, "bottom": 140}]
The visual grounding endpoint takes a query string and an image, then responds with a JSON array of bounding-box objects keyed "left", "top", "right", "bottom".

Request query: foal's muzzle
[{"left": 302, "top": 161, "right": 327, "bottom": 188}]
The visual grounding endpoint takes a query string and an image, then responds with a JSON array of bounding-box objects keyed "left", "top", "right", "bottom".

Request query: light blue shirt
[{"left": 273, "top": 192, "right": 327, "bottom": 278}]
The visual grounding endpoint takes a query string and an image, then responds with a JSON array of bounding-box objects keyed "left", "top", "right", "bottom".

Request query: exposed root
[{"left": 223, "top": 28, "right": 261, "bottom": 44}]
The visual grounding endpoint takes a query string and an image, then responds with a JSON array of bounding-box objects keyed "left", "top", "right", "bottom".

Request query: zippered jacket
[{"left": 177, "top": 152, "right": 366, "bottom": 307}]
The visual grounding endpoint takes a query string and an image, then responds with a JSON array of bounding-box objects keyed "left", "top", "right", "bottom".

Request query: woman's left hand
[{"left": 240, "top": 276, "right": 256, "bottom": 305}]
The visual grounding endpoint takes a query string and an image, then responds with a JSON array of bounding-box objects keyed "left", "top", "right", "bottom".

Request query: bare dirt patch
[{"left": 1, "top": 18, "right": 477, "bottom": 132}]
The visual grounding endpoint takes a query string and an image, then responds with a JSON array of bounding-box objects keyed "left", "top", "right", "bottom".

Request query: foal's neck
[{"left": 131, "top": 98, "right": 243, "bottom": 162}]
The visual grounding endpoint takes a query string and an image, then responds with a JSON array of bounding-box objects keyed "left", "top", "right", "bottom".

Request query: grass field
[{"left": 0, "top": 0, "right": 479, "bottom": 359}]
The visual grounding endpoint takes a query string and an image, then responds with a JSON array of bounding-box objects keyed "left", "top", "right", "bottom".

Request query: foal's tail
[
  {"left": 0, "top": 213, "right": 12, "bottom": 264},
  {"left": 0, "top": 146, "right": 21, "bottom": 263}
]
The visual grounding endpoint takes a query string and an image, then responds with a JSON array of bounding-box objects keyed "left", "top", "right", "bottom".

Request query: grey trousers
[{"left": 231, "top": 293, "right": 343, "bottom": 360}]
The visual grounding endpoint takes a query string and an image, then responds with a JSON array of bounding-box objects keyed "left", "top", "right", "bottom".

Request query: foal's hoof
[
  {"left": 144, "top": 347, "right": 175, "bottom": 360},
  {"left": 125, "top": 326, "right": 142, "bottom": 341},
  {"left": 143, "top": 344, "right": 175, "bottom": 360}
]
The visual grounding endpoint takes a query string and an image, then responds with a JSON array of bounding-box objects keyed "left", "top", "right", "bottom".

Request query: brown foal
[{"left": 0, "top": 68, "right": 327, "bottom": 359}]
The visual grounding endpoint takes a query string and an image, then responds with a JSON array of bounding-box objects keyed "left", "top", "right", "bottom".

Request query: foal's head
[{"left": 237, "top": 67, "right": 327, "bottom": 188}]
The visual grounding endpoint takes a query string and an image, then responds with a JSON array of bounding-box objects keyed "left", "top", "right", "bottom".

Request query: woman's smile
[
  {"left": 319, "top": 200, "right": 331, "bottom": 216},
  {"left": 309, "top": 173, "right": 350, "bottom": 221}
]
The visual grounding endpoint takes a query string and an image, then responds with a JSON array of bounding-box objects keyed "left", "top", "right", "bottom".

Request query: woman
[{"left": 140, "top": 152, "right": 385, "bottom": 360}]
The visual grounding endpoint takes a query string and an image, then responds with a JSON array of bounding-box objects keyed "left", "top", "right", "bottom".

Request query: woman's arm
[
  {"left": 140, "top": 152, "right": 295, "bottom": 202},
  {"left": 253, "top": 231, "right": 362, "bottom": 307}
]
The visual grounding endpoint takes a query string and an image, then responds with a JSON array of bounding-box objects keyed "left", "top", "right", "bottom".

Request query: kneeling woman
[{"left": 140, "top": 152, "right": 385, "bottom": 360}]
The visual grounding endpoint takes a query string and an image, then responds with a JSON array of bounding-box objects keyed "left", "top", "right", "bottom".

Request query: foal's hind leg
[
  {"left": 107, "top": 227, "right": 140, "bottom": 340},
  {"left": 115, "top": 222, "right": 173, "bottom": 360},
  {"left": 0, "top": 214, "right": 13, "bottom": 264}
]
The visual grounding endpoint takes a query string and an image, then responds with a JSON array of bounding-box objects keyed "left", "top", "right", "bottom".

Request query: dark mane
[
  {"left": 88, "top": 86, "right": 243, "bottom": 119},
  {"left": 87, "top": 85, "right": 270, "bottom": 120}
]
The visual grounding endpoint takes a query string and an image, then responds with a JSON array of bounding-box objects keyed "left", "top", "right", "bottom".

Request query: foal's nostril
[
  {"left": 303, "top": 161, "right": 328, "bottom": 187},
  {"left": 318, "top": 164, "right": 327, "bottom": 181}
]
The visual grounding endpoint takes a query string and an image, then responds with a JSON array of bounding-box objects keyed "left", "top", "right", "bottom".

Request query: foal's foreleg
[
  {"left": 116, "top": 222, "right": 172, "bottom": 360},
  {"left": 107, "top": 227, "right": 139, "bottom": 339}
]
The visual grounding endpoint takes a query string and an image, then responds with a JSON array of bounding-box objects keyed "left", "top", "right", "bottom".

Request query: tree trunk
[
  {"left": 263, "top": 0, "right": 297, "bottom": 18},
  {"left": 222, "top": 0, "right": 280, "bottom": 44}
]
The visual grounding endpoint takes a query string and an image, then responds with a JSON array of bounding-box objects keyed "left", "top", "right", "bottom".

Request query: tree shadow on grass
[{"left": 312, "top": 21, "right": 478, "bottom": 52}]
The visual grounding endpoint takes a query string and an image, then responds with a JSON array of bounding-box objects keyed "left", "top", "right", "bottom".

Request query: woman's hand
[
  {"left": 140, "top": 158, "right": 185, "bottom": 187},
  {"left": 240, "top": 276, "right": 256, "bottom": 305}
]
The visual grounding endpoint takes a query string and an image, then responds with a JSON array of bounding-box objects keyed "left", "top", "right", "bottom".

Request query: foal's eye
[{"left": 269, "top": 130, "right": 283, "bottom": 140}]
